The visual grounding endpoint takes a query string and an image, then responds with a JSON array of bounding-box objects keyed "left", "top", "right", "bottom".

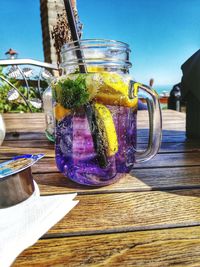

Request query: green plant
[{"left": 0, "top": 67, "right": 42, "bottom": 113}]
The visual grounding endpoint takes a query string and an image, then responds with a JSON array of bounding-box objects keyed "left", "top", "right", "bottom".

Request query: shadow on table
[
  {"left": 138, "top": 129, "right": 187, "bottom": 143},
  {"left": 35, "top": 129, "right": 200, "bottom": 196},
  {"left": 132, "top": 128, "right": 200, "bottom": 196}
]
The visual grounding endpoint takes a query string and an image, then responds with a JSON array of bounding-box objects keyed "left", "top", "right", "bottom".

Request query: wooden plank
[
  {"left": 138, "top": 122, "right": 185, "bottom": 131},
  {"left": 33, "top": 166, "right": 200, "bottom": 195},
  {"left": 1, "top": 152, "right": 200, "bottom": 172},
  {"left": 29, "top": 153, "right": 200, "bottom": 174},
  {"left": 4, "top": 126, "right": 45, "bottom": 133},
  {"left": 5, "top": 129, "right": 186, "bottom": 141},
  {"left": 2, "top": 113, "right": 44, "bottom": 119},
  {"left": 3, "top": 129, "right": 186, "bottom": 141},
  {"left": 0, "top": 146, "right": 54, "bottom": 158},
  {"left": 3, "top": 133, "right": 188, "bottom": 145},
  {"left": 3, "top": 134, "right": 199, "bottom": 156},
  {"left": 2, "top": 141, "right": 197, "bottom": 154},
  {"left": 2, "top": 132, "right": 198, "bottom": 157},
  {"left": 134, "top": 152, "right": 200, "bottom": 168},
  {"left": 138, "top": 129, "right": 186, "bottom": 137},
  {"left": 139, "top": 142, "right": 200, "bottom": 153},
  {"left": 0, "top": 131, "right": 200, "bottom": 155},
  {"left": 5, "top": 140, "right": 197, "bottom": 154},
  {"left": 2, "top": 135, "right": 189, "bottom": 148},
  {"left": 2, "top": 139, "right": 199, "bottom": 157},
  {"left": 1, "top": 152, "right": 197, "bottom": 171},
  {"left": 138, "top": 135, "right": 187, "bottom": 143},
  {"left": 13, "top": 226, "right": 200, "bottom": 267},
  {"left": 3, "top": 135, "right": 198, "bottom": 155},
  {"left": 2, "top": 110, "right": 184, "bottom": 120},
  {"left": 44, "top": 189, "right": 200, "bottom": 235},
  {"left": 137, "top": 110, "right": 186, "bottom": 131},
  {"left": 3, "top": 110, "right": 186, "bottom": 132},
  {"left": 2, "top": 140, "right": 54, "bottom": 148},
  {"left": 5, "top": 132, "right": 47, "bottom": 141},
  {"left": 3, "top": 113, "right": 45, "bottom": 132},
  {"left": 32, "top": 158, "right": 57, "bottom": 173}
]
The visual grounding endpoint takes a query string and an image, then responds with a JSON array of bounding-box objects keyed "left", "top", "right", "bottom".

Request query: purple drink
[
  {"left": 53, "top": 39, "right": 162, "bottom": 186},
  {"left": 55, "top": 93, "right": 137, "bottom": 186}
]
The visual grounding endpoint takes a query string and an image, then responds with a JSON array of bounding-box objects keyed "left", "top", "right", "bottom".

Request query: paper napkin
[{"left": 0, "top": 182, "right": 78, "bottom": 267}]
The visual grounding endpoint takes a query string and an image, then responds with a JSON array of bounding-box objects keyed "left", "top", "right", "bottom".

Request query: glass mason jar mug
[{"left": 52, "top": 39, "right": 162, "bottom": 186}]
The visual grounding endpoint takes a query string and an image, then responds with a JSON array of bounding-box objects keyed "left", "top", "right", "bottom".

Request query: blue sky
[{"left": 0, "top": 0, "right": 200, "bottom": 88}]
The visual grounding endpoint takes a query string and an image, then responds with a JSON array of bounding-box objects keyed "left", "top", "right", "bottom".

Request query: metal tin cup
[{"left": 0, "top": 154, "right": 44, "bottom": 208}]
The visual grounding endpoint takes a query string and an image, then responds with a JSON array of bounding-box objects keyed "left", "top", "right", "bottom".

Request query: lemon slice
[
  {"left": 87, "top": 66, "right": 105, "bottom": 73},
  {"left": 85, "top": 73, "right": 102, "bottom": 99},
  {"left": 54, "top": 103, "right": 71, "bottom": 122},
  {"left": 100, "top": 72, "right": 129, "bottom": 93},
  {"left": 94, "top": 103, "right": 118, "bottom": 156},
  {"left": 98, "top": 72, "right": 138, "bottom": 108},
  {"left": 90, "top": 72, "right": 138, "bottom": 108}
]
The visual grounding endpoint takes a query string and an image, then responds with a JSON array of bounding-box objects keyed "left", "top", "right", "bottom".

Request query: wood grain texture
[
  {"left": 4, "top": 132, "right": 46, "bottom": 141},
  {"left": 43, "top": 189, "right": 200, "bottom": 236},
  {"left": 3, "top": 133, "right": 191, "bottom": 145},
  {"left": 2, "top": 113, "right": 45, "bottom": 132},
  {"left": 0, "top": 146, "right": 54, "bottom": 158},
  {"left": 3, "top": 110, "right": 186, "bottom": 132},
  {"left": 4, "top": 129, "right": 186, "bottom": 141},
  {"left": 34, "top": 166, "right": 200, "bottom": 195},
  {"left": 13, "top": 226, "right": 200, "bottom": 267},
  {"left": 1, "top": 135, "right": 200, "bottom": 160},
  {"left": 134, "top": 151, "right": 200, "bottom": 168},
  {"left": 1, "top": 140, "right": 200, "bottom": 159},
  {"left": 2, "top": 110, "right": 200, "bottom": 267},
  {"left": 28, "top": 152, "right": 200, "bottom": 175},
  {"left": 2, "top": 135, "right": 190, "bottom": 147},
  {"left": 2, "top": 140, "right": 54, "bottom": 148},
  {"left": 2, "top": 152, "right": 197, "bottom": 172}
]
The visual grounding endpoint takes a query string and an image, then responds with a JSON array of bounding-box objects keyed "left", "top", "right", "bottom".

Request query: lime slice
[{"left": 94, "top": 103, "right": 118, "bottom": 156}]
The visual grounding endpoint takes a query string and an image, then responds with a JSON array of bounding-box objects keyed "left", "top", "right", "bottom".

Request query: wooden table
[{"left": 2, "top": 110, "right": 200, "bottom": 266}]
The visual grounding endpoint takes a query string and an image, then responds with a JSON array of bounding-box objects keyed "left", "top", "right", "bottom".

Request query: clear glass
[
  {"left": 0, "top": 114, "right": 6, "bottom": 146},
  {"left": 52, "top": 39, "right": 162, "bottom": 186},
  {"left": 42, "top": 86, "right": 55, "bottom": 142}
]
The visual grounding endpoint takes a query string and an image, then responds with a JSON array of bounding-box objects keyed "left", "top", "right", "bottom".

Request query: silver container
[
  {"left": 0, "top": 154, "right": 44, "bottom": 208},
  {"left": 0, "top": 167, "right": 35, "bottom": 208}
]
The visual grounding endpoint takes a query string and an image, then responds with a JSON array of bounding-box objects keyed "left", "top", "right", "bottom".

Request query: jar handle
[{"left": 129, "top": 81, "right": 162, "bottom": 163}]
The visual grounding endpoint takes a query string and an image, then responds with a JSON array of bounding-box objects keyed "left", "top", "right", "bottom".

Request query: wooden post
[{"left": 40, "top": 0, "right": 77, "bottom": 64}]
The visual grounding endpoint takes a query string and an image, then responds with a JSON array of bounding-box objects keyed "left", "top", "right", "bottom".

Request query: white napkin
[{"left": 0, "top": 182, "right": 78, "bottom": 267}]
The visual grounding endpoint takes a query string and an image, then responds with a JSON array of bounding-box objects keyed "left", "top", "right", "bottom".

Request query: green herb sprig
[{"left": 56, "top": 75, "right": 89, "bottom": 109}]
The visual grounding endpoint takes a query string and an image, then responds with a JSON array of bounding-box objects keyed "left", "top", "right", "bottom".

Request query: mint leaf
[{"left": 56, "top": 75, "right": 90, "bottom": 109}]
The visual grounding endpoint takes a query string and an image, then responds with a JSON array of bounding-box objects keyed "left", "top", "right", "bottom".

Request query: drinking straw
[
  {"left": 63, "top": 0, "right": 86, "bottom": 73},
  {"left": 63, "top": 0, "right": 108, "bottom": 167}
]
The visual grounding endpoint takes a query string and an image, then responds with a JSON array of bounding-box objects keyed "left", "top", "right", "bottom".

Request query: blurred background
[{"left": 0, "top": 0, "right": 199, "bottom": 96}]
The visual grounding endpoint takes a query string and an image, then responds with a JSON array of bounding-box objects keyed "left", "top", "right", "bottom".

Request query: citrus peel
[{"left": 94, "top": 103, "right": 118, "bottom": 156}]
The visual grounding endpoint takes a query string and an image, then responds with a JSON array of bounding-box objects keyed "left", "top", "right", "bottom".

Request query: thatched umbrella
[{"left": 51, "top": 0, "right": 82, "bottom": 66}]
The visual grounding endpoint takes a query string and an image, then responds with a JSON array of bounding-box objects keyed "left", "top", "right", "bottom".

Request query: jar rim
[
  {"left": 60, "top": 39, "right": 132, "bottom": 72},
  {"left": 61, "top": 39, "right": 131, "bottom": 53}
]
